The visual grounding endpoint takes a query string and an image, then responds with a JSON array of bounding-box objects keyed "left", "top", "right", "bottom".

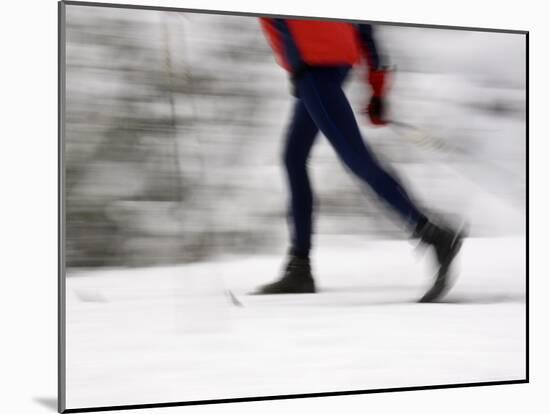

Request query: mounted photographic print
[{"left": 58, "top": 1, "right": 528, "bottom": 412}]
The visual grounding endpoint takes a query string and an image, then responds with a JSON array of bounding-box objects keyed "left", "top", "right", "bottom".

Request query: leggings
[{"left": 283, "top": 66, "right": 425, "bottom": 257}]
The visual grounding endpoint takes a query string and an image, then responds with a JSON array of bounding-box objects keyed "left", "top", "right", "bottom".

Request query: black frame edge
[
  {"left": 58, "top": 1, "right": 67, "bottom": 413},
  {"left": 62, "top": 0, "right": 528, "bottom": 34},
  {"left": 525, "top": 31, "right": 529, "bottom": 383},
  {"left": 62, "top": 380, "right": 528, "bottom": 413}
]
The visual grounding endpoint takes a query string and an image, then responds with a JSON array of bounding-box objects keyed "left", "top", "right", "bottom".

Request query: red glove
[
  {"left": 368, "top": 69, "right": 389, "bottom": 98},
  {"left": 367, "top": 96, "right": 386, "bottom": 126},
  {"left": 365, "top": 69, "right": 390, "bottom": 126}
]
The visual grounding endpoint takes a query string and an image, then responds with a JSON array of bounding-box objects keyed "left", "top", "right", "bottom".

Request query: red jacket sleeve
[{"left": 355, "top": 24, "right": 388, "bottom": 97}]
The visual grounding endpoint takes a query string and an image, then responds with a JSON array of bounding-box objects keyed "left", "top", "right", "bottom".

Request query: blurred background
[{"left": 64, "top": 6, "right": 526, "bottom": 269}]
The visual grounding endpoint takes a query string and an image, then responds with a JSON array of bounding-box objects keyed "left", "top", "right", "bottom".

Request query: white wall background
[{"left": 0, "top": 0, "right": 543, "bottom": 413}]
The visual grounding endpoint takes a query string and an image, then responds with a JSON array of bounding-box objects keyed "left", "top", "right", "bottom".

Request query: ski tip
[{"left": 227, "top": 290, "right": 243, "bottom": 307}]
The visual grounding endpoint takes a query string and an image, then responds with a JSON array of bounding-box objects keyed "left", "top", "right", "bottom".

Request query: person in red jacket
[{"left": 256, "top": 18, "right": 464, "bottom": 302}]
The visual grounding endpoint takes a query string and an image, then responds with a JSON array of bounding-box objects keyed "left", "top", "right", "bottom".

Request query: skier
[{"left": 257, "top": 18, "right": 465, "bottom": 302}]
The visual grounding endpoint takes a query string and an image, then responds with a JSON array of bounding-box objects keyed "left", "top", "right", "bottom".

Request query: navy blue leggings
[{"left": 283, "top": 66, "right": 425, "bottom": 257}]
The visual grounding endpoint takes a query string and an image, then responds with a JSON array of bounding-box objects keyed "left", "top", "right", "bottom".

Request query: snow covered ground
[{"left": 65, "top": 236, "right": 526, "bottom": 410}]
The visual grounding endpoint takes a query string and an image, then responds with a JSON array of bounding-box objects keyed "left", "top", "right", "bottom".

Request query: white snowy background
[{"left": 63, "top": 5, "right": 526, "bottom": 410}]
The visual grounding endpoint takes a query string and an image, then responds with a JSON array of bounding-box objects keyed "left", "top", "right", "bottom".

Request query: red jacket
[{"left": 260, "top": 18, "right": 380, "bottom": 73}]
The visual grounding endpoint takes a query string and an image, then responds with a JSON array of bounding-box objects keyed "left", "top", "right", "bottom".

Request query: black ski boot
[
  {"left": 414, "top": 220, "right": 465, "bottom": 302},
  {"left": 255, "top": 253, "right": 316, "bottom": 294}
]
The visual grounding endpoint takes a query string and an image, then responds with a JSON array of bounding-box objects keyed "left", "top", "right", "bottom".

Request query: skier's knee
[
  {"left": 283, "top": 147, "right": 307, "bottom": 173},
  {"left": 348, "top": 160, "right": 381, "bottom": 187}
]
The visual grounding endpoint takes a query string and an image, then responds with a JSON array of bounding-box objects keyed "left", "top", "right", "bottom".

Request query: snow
[{"left": 65, "top": 236, "right": 526, "bottom": 409}]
